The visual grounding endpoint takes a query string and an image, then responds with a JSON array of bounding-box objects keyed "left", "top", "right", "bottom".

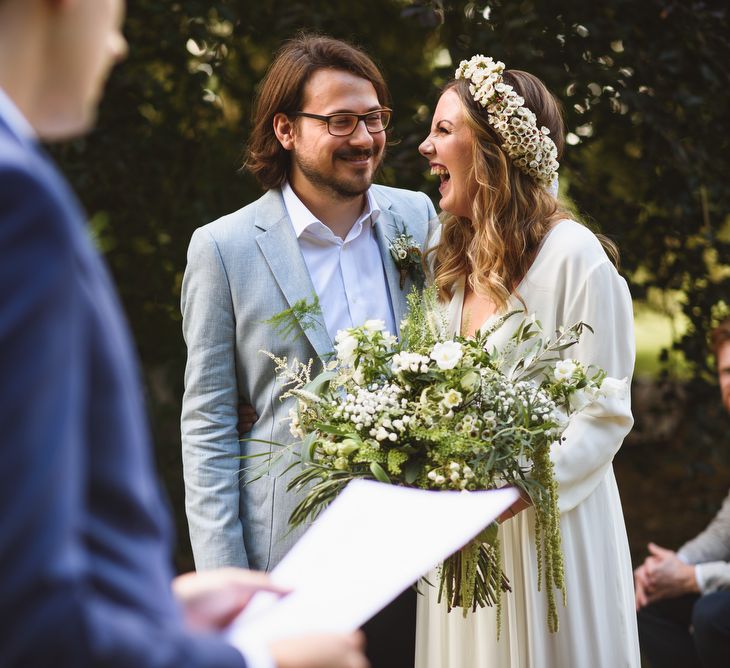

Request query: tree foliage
[{"left": 53, "top": 0, "right": 730, "bottom": 567}]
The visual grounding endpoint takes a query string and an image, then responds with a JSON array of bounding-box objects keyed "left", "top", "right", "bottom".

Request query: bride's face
[{"left": 419, "top": 89, "right": 476, "bottom": 219}]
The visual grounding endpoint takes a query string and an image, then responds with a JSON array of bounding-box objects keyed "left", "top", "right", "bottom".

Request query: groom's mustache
[{"left": 334, "top": 149, "right": 377, "bottom": 160}]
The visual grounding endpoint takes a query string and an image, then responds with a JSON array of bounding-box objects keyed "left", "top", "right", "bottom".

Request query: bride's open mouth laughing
[{"left": 430, "top": 163, "right": 450, "bottom": 193}]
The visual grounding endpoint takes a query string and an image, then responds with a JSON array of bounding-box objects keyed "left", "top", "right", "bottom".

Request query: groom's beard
[{"left": 294, "top": 146, "right": 386, "bottom": 201}]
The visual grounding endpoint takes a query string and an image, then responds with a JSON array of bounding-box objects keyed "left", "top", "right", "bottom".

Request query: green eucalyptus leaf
[
  {"left": 369, "top": 461, "right": 392, "bottom": 484},
  {"left": 301, "top": 432, "right": 318, "bottom": 463},
  {"left": 404, "top": 460, "right": 421, "bottom": 484},
  {"left": 304, "top": 370, "right": 338, "bottom": 396}
]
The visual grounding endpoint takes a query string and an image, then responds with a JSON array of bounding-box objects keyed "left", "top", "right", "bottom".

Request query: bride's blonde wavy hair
[{"left": 428, "top": 71, "right": 616, "bottom": 308}]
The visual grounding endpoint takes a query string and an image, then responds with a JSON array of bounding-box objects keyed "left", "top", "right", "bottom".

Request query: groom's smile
[{"left": 335, "top": 148, "right": 376, "bottom": 167}]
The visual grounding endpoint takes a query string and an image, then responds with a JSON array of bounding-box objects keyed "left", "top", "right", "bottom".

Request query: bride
[{"left": 415, "top": 56, "right": 640, "bottom": 667}]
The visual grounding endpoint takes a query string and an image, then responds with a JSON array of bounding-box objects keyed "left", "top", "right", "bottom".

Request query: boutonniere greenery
[{"left": 388, "top": 232, "right": 423, "bottom": 289}]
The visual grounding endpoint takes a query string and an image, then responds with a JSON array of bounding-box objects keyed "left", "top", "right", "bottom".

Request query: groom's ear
[{"left": 273, "top": 113, "right": 295, "bottom": 151}]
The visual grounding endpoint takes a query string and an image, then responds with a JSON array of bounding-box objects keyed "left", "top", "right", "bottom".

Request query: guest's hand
[
  {"left": 271, "top": 631, "right": 369, "bottom": 668},
  {"left": 238, "top": 402, "right": 258, "bottom": 435},
  {"left": 634, "top": 562, "right": 650, "bottom": 610},
  {"left": 172, "top": 568, "right": 289, "bottom": 631},
  {"left": 497, "top": 489, "right": 532, "bottom": 523},
  {"left": 642, "top": 542, "right": 699, "bottom": 603}
]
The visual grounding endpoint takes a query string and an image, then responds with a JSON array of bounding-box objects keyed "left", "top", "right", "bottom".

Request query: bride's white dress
[{"left": 415, "top": 220, "right": 641, "bottom": 667}]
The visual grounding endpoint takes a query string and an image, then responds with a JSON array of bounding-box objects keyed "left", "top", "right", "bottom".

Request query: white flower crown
[{"left": 455, "top": 55, "right": 559, "bottom": 190}]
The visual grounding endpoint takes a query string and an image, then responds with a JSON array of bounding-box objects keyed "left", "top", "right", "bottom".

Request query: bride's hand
[{"left": 497, "top": 490, "right": 532, "bottom": 523}]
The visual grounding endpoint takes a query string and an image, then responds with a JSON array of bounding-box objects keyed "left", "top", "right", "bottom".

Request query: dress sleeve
[{"left": 550, "top": 259, "right": 636, "bottom": 512}]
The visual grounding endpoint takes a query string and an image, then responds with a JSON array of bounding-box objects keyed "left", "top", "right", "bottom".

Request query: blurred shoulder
[
  {"left": 0, "top": 137, "right": 77, "bottom": 247},
  {"left": 1, "top": 136, "right": 55, "bottom": 207}
]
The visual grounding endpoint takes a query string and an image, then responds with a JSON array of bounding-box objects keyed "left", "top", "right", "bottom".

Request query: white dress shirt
[{"left": 282, "top": 182, "right": 396, "bottom": 343}]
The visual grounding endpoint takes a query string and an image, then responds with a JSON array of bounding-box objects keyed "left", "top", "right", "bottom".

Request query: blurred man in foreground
[
  {"left": 635, "top": 318, "right": 730, "bottom": 668},
  {"left": 0, "top": 1, "right": 367, "bottom": 666}
]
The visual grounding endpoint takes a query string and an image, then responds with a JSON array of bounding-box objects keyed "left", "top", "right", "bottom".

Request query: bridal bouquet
[{"left": 255, "top": 288, "right": 626, "bottom": 632}]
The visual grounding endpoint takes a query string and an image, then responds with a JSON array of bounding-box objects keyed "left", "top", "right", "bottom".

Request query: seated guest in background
[
  {"left": 0, "top": 1, "right": 367, "bottom": 667},
  {"left": 635, "top": 317, "right": 730, "bottom": 668}
]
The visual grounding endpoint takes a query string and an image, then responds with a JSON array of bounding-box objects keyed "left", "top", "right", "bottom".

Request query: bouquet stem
[{"left": 437, "top": 523, "right": 511, "bottom": 632}]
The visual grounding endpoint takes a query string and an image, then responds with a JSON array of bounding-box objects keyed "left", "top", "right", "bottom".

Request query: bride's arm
[{"left": 550, "top": 259, "right": 635, "bottom": 513}]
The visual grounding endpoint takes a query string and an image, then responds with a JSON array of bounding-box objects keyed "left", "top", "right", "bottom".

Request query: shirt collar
[
  {"left": 0, "top": 86, "right": 37, "bottom": 143},
  {"left": 282, "top": 181, "right": 381, "bottom": 240}
]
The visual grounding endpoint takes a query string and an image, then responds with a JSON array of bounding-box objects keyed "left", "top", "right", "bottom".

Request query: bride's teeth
[{"left": 430, "top": 166, "right": 450, "bottom": 176}]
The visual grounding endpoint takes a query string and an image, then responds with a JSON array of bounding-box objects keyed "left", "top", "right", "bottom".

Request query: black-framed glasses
[{"left": 288, "top": 108, "right": 392, "bottom": 136}]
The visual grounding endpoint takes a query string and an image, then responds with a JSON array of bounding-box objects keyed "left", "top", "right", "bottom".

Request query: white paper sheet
[{"left": 225, "top": 480, "right": 518, "bottom": 647}]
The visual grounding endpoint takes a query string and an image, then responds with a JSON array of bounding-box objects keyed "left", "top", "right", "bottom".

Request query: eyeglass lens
[{"left": 329, "top": 111, "right": 390, "bottom": 136}]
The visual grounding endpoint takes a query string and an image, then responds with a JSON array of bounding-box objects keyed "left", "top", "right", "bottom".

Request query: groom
[{"left": 181, "top": 34, "right": 436, "bottom": 666}]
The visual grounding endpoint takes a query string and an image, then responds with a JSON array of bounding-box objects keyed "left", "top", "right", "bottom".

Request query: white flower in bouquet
[
  {"left": 288, "top": 406, "right": 304, "bottom": 439},
  {"left": 460, "top": 369, "right": 480, "bottom": 391},
  {"left": 434, "top": 473, "right": 446, "bottom": 485},
  {"left": 568, "top": 386, "right": 596, "bottom": 412},
  {"left": 442, "top": 388, "right": 463, "bottom": 409},
  {"left": 352, "top": 366, "right": 366, "bottom": 386},
  {"left": 383, "top": 333, "right": 398, "bottom": 347},
  {"left": 334, "top": 331, "right": 358, "bottom": 364},
  {"left": 430, "top": 340, "right": 464, "bottom": 369},
  {"left": 553, "top": 358, "right": 579, "bottom": 381},
  {"left": 599, "top": 375, "right": 628, "bottom": 400},
  {"left": 375, "top": 426, "right": 391, "bottom": 441},
  {"left": 363, "top": 319, "right": 386, "bottom": 333},
  {"left": 392, "top": 351, "right": 430, "bottom": 374},
  {"left": 550, "top": 406, "right": 570, "bottom": 430}
]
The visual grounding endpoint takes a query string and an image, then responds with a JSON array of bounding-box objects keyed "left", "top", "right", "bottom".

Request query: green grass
[{"left": 633, "top": 302, "right": 689, "bottom": 378}]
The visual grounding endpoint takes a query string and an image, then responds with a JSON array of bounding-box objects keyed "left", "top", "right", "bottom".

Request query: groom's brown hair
[{"left": 244, "top": 33, "right": 390, "bottom": 190}]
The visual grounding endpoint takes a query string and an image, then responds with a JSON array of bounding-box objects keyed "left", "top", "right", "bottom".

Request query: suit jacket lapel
[
  {"left": 373, "top": 203, "right": 409, "bottom": 336},
  {"left": 254, "top": 191, "right": 333, "bottom": 360},
  {"left": 372, "top": 187, "right": 434, "bottom": 337}
]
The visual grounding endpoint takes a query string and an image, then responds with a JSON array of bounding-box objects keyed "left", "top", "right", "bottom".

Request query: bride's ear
[{"left": 273, "top": 113, "right": 295, "bottom": 150}]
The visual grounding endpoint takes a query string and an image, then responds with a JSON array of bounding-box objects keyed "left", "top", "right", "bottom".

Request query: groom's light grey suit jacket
[{"left": 181, "top": 185, "right": 436, "bottom": 571}]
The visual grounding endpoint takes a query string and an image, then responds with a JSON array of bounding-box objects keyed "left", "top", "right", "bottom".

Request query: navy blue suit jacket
[{"left": 0, "top": 115, "right": 246, "bottom": 667}]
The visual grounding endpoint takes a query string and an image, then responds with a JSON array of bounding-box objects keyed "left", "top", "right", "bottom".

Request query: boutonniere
[{"left": 388, "top": 232, "right": 423, "bottom": 290}]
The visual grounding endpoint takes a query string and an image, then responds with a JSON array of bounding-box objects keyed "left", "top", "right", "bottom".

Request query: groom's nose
[{"left": 347, "top": 119, "right": 375, "bottom": 148}]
